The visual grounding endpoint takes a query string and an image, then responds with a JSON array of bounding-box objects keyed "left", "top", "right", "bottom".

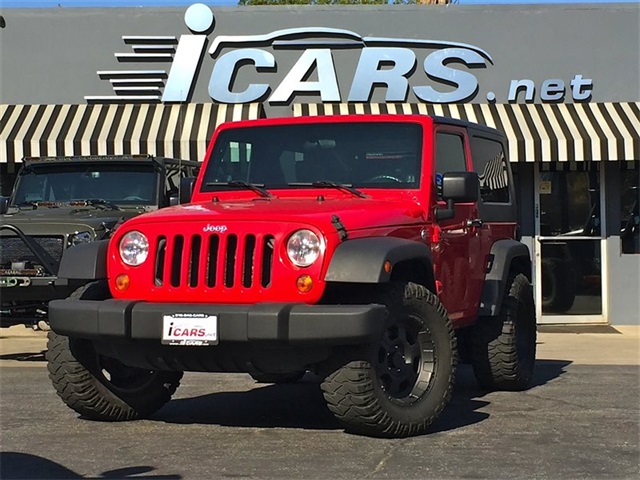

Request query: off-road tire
[
  {"left": 321, "top": 282, "right": 456, "bottom": 438},
  {"left": 46, "top": 281, "right": 183, "bottom": 421},
  {"left": 250, "top": 371, "right": 306, "bottom": 384},
  {"left": 541, "top": 258, "right": 576, "bottom": 313},
  {"left": 471, "top": 273, "right": 536, "bottom": 391}
]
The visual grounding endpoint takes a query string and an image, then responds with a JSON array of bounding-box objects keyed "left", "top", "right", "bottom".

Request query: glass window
[
  {"left": 539, "top": 169, "right": 600, "bottom": 237},
  {"left": 470, "top": 136, "right": 510, "bottom": 203},
  {"left": 434, "top": 133, "right": 467, "bottom": 174},
  {"left": 620, "top": 166, "right": 639, "bottom": 254},
  {"left": 201, "top": 122, "right": 422, "bottom": 192},
  {"left": 11, "top": 162, "right": 158, "bottom": 206},
  {"left": 434, "top": 132, "right": 467, "bottom": 198}
]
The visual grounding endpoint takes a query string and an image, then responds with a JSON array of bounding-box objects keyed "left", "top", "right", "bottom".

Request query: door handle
[{"left": 466, "top": 219, "right": 483, "bottom": 228}]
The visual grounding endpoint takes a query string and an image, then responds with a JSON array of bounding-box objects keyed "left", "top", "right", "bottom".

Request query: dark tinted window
[
  {"left": 434, "top": 132, "right": 467, "bottom": 198},
  {"left": 470, "top": 136, "right": 510, "bottom": 203},
  {"left": 11, "top": 162, "right": 158, "bottom": 206},
  {"left": 201, "top": 122, "right": 422, "bottom": 191},
  {"left": 621, "top": 165, "right": 639, "bottom": 254},
  {"left": 435, "top": 133, "right": 467, "bottom": 174}
]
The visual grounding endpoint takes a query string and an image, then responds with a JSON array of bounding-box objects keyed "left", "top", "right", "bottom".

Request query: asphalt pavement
[{"left": 0, "top": 324, "right": 639, "bottom": 479}]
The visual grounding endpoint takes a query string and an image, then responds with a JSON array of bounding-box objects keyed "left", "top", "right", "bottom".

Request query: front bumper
[
  {"left": 1, "top": 276, "right": 82, "bottom": 303},
  {"left": 49, "top": 299, "right": 387, "bottom": 346}
]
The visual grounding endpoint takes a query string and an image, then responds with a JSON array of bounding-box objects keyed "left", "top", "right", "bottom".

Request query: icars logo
[{"left": 85, "top": 3, "right": 214, "bottom": 103}]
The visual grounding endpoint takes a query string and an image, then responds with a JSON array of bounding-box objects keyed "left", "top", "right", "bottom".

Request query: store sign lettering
[{"left": 86, "top": 3, "right": 593, "bottom": 104}]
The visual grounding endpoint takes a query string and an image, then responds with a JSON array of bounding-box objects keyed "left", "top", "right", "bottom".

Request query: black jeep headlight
[
  {"left": 119, "top": 231, "right": 149, "bottom": 266},
  {"left": 69, "top": 231, "right": 93, "bottom": 246},
  {"left": 286, "top": 229, "right": 321, "bottom": 267}
]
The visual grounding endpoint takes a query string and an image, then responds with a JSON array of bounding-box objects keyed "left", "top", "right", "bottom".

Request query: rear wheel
[
  {"left": 46, "top": 281, "right": 183, "bottom": 421},
  {"left": 471, "top": 273, "right": 536, "bottom": 391},
  {"left": 321, "top": 282, "right": 456, "bottom": 438}
]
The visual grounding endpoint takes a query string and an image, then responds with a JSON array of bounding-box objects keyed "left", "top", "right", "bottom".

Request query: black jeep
[{"left": 0, "top": 155, "right": 199, "bottom": 329}]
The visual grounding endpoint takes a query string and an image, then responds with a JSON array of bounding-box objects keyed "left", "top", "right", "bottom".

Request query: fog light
[
  {"left": 115, "top": 274, "right": 130, "bottom": 291},
  {"left": 296, "top": 274, "right": 313, "bottom": 293}
]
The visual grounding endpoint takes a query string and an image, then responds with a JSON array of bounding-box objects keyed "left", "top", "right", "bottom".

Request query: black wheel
[
  {"left": 321, "top": 282, "right": 456, "bottom": 438},
  {"left": 250, "top": 371, "right": 306, "bottom": 384},
  {"left": 46, "top": 281, "right": 183, "bottom": 421},
  {"left": 471, "top": 273, "right": 536, "bottom": 391},
  {"left": 541, "top": 258, "right": 576, "bottom": 313}
]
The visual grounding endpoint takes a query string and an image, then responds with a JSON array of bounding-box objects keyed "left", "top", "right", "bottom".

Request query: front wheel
[
  {"left": 321, "top": 282, "right": 456, "bottom": 438},
  {"left": 46, "top": 282, "right": 183, "bottom": 421}
]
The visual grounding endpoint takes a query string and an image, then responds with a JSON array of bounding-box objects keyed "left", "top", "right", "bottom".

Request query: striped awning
[
  {"left": 293, "top": 102, "right": 640, "bottom": 163},
  {"left": 0, "top": 103, "right": 263, "bottom": 170}
]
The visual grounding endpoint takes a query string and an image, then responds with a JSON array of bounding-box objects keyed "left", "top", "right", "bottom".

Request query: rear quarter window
[{"left": 470, "top": 136, "right": 510, "bottom": 203}]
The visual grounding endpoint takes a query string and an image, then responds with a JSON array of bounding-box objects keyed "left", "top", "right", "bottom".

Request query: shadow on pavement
[
  {"left": 0, "top": 351, "right": 46, "bottom": 362},
  {"left": 0, "top": 452, "right": 180, "bottom": 480},
  {"left": 157, "top": 359, "right": 571, "bottom": 434}
]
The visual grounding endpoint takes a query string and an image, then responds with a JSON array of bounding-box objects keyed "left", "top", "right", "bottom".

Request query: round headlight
[
  {"left": 287, "top": 229, "right": 321, "bottom": 267},
  {"left": 119, "top": 231, "right": 149, "bottom": 266},
  {"left": 69, "top": 231, "right": 93, "bottom": 246}
]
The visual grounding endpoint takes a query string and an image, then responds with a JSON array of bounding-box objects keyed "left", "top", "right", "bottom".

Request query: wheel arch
[
  {"left": 478, "top": 239, "right": 532, "bottom": 317},
  {"left": 324, "top": 237, "right": 436, "bottom": 292}
]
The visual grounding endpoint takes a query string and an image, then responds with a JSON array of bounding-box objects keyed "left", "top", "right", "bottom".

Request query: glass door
[{"left": 534, "top": 165, "right": 607, "bottom": 324}]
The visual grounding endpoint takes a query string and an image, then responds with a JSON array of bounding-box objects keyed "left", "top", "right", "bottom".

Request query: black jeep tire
[
  {"left": 541, "top": 257, "right": 576, "bottom": 313},
  {"left": 471, "top": 273, "right": 536, "bottom": 391},
  {"left": 321, "top": 282, "right": 456, "bottom": 438},
  {"left": 46, "top": 281, "right": 183, "bottom": 421},
  {"left": 250, "top": 371, "right": 306, "bottom": 384}
]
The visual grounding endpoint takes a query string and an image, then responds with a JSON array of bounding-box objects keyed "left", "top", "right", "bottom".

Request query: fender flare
[
  {"left": 324, "top": 237, "right": 433, "bottom": 284},
  {"left": 57, "top": 240, "right": 109, "bottom": 280},
  {"left": 479, "top": 239, "right": 532, "bottom": 317}
]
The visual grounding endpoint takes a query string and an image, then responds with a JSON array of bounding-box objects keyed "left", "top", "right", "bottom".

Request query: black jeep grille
[
  {"left": 153, "top": 233, "right": 275, "bottom": 289},
  {"left": 0, "top": 236, "right": 64, "bottom": 268}
]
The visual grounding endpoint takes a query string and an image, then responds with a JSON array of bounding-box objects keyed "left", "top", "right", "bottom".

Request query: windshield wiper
[
  {"left": 288, "top": 181, "right": 368, "bottom": 199},
  {"left": 83, "top": 199, "right": 123, "bottom": 211},
  {"left": 14, "top": 201, "right": 39, "bottom": 210},
  {"left": 206, "top": 181, "right": 273, "bottom": 198}
]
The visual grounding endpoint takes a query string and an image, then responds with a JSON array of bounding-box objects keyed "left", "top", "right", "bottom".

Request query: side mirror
[
  {"left": 0, "top": 196, "right": 9, "bottom": 214},
  {"left": 435, "top": 172, "right": 479, "bottom": 221},
  {"left": 179, "top": 177, "right": 196, "bottom": 204}
]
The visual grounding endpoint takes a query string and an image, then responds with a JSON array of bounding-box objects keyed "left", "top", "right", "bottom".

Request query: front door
[{"left": 534, "top": 165, "right": 607, "bottom": 324}]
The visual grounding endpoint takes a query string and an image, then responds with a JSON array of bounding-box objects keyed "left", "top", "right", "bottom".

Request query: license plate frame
[{"left": 161, "top": 313, "right": 218, "bottom": 346}]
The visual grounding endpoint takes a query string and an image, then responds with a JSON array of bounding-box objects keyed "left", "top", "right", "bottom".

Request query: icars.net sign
[{"left": 85, "top": 3, "right": 593, "bottom": 105}]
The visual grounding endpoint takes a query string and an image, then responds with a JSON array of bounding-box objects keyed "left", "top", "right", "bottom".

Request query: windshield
[
  {"left": 200, "top": 122, "right": 422, "bottom": 193},
  {"left": 10, "top": 162, "right": 158, "bottom": 207}
]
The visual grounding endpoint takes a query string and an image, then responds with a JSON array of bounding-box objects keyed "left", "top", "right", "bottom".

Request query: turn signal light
[
  {"left": 296, "top": 274, "right": 313, "bottom": 293},
  {"left": 383, "top": 260, "right": 392, "bottom": 274},
  {"left": 115, "top": 274, "right": 130, "bottom": 291}
]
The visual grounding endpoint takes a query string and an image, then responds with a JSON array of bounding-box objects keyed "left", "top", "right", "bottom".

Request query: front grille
[
  {"left": 154, "top": 233, "right": 275, "bottom": 290},
  {"left": 0, "top": 236, "right": 64, "bottom": 267}
]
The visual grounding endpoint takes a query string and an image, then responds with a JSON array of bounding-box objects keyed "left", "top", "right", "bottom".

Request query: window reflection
[
  {"left": 539, "top": 168, "right": 600, "bottom": 237},
  {"left": 620, "top": 165, "right": 639, "bottom": 254}
]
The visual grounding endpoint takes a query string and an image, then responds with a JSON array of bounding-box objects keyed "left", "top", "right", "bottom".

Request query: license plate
[{"left": 162, "top": 313, "right": 218, "bottom": 346}]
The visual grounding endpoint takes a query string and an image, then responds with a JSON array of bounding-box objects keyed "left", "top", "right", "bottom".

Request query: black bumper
[
  {"left": 1, "top": 277, "right": 82, "bottom": 303},
  {"left": 48, "top": 299, "right": 387, "bottom": 346}
]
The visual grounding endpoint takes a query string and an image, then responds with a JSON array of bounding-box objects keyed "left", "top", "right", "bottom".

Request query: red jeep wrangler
[{"left": 47, "top": 114, "right": 536, "bottom": 438}]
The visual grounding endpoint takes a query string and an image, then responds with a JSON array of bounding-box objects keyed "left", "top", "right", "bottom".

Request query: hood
[
  {"left": 125, "top": 196, "right": 428, "bottom": 233},
  {"left": 0, "top": 206, "right": 137, "bottom": 236}
]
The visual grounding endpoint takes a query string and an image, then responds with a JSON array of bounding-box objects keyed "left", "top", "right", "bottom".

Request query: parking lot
[{"left": 1, "top": 325, "right": 639, "bottom": 480}]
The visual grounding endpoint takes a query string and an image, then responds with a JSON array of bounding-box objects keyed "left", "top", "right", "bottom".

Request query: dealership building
[{"left": 0, "top": 3, "right": 638, "bottom": 325}]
